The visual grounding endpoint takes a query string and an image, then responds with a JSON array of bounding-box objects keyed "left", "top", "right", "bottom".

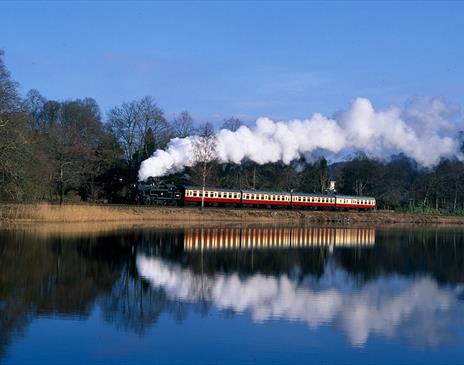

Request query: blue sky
[{"left": 1, "top": 1, "right": 463, "bottom": 123}]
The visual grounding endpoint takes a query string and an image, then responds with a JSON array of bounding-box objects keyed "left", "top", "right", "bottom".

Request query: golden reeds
[{"left": 0, "top": 203, "right": 145, "bottom": 222}]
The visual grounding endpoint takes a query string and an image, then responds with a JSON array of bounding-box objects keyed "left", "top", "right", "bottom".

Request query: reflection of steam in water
[
  {"left": 184, "top": 227, "right": 375, "bottom": 251},
  {"left": 137, "top": 255, "right": 464, "bottom": 348}
]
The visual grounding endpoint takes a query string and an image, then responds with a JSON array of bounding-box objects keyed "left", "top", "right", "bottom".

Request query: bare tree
[
  {"left": 108, "top": 97, "right": 169, "bottom": 170},
  {"left": 172, "top": 111, "right": 195, "bottom": 138},
  {"left": 107, "top": 100, "right": 139, "bottom": 168},
  {"left": 221, "top": 117, "right": 243, "bottom": 132},
  {"left": 137, "top": 96, "right": 170, "bottom": 157},
  {"left": 192, "top": 123, "right": 217, "bottom": 209},
  {"left": 23, "top": 89, "right": 46, "bottom": 131}
]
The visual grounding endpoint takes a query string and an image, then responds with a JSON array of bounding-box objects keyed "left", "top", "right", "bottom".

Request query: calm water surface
[{"left": 1, "top": 225, "right": 464, "bottom": 364}]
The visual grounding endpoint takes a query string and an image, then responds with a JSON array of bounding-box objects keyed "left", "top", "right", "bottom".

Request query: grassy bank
[{"left": 2, "top": 203, "right": 464, "bottom": 225}]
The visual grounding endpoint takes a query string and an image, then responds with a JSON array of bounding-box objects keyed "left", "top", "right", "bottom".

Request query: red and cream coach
[{"left": 183, "top": 185, "right": 376, "bottom": 210}]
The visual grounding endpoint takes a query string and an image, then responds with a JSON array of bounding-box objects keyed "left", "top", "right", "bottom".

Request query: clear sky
[{"left": 1, "top": 1, "right": 463, "bottom": 123}]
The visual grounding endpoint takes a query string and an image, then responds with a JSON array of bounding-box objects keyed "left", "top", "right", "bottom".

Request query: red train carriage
[
  {"left": 291, "top": 193, "right": 336, "bottom": 209},
  {"left": 184, "top": 186, "right": 241, "bottom": 206},
  {"left": 183, "top": 186, "right": 376, "bottom": 210},
  {"left": 241, "top": 189, "right": 291, "bottom": 207},
  {"left": 335, "top": 196, "right": 376, "bottom": 210}
]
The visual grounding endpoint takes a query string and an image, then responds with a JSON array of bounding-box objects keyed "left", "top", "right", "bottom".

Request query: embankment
[{"left": 1, "top": 203, "right": 464, "bottom": 225}]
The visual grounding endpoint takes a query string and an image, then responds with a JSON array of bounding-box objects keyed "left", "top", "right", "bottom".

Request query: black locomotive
[{"left": 137, "top": 180, "right": 183, "bottom": 205}]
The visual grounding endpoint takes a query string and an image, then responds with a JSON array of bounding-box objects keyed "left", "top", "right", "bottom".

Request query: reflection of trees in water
[
  {"left": 100, "top": 266, "right": 167, "bottom": 333},
  {"left": 1, "top": 226, "right": 464, "bottom": 359},
  {"left": 0, "top": 228, "right": 194, "bottom": 360},
  {"left": 335, "top": 227, "right": 464, "bottom": 284},
  {"left": 0, "top": 230, "right": 131, "bottom": 360}
]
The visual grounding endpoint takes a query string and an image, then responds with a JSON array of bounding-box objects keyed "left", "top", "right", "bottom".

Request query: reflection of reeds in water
[
  {"left": 184, "top": 227, "right": 375, "bottom": 251},
  {"left": 2, "top": 222, "right": 153, "bottom": 239}
]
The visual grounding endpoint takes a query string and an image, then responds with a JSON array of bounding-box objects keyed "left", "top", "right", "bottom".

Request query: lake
[{"left": 1, "top": 224, "right": 463, "bottom": 364}]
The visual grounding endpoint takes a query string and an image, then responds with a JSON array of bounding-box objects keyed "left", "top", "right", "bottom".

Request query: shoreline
[{"left": 1, "top": 203, "right": 464, "bottom": 225}]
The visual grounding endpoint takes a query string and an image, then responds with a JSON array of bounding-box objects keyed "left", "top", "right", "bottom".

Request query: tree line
[{"left": 1, "top": 50, "right": 464, "bottom": 212}]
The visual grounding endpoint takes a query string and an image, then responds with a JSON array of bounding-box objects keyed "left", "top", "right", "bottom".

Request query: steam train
[{"left": 137, "top": 181, "right": 376, "bottom": 210}]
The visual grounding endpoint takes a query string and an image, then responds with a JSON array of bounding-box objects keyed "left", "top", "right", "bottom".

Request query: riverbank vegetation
[
  {"left": 3, "top": 203, "right": 464, "bottom": 225},
  {"left": 1, "top": 50, "right": 464, "bottom": 213}
]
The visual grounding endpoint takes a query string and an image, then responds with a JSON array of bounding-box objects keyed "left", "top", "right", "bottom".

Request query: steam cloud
[
  {"left": 137, "top": 255, "right": 464, "bottom": 348},
  {"left": 138, "top": 97, "right": 462, "bottom": 180}
]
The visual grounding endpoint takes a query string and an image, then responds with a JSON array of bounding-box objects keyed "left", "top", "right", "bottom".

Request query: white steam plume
[{"left": 139, "top": 97, "right": 462, "bottom": 180}]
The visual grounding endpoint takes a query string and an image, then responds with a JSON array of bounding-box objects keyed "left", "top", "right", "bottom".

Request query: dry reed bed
[{"left": 0, "top": 203, "right": 140, "bottom": 222}]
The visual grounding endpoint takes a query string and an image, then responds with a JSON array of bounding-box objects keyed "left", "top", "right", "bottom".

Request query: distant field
[{"left": 2, "top": 203, "right": 464, "bottom": 225}]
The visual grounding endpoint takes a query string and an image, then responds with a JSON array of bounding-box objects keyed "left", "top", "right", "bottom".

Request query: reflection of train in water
[
  {"left": 184, "top": 227, "right": 375, "bottom": 251},
  {"left": 138, "top": 181, "right": 376, "bottom": 211}
]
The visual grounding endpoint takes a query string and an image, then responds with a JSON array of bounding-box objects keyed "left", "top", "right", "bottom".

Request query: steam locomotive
[{"left": 137, "top": 181, "right": 376, "bottom": 210}]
